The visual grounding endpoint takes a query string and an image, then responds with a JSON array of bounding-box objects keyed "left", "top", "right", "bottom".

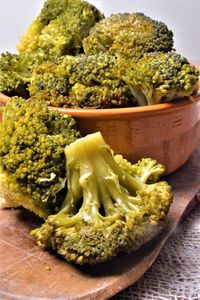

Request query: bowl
[{"left": 0, "top": 79, "right": 200, "bottom": 175}]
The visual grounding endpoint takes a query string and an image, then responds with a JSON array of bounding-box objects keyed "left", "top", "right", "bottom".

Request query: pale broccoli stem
[{"left": 53, "top": 132, "right": 149, "bottom": 229}]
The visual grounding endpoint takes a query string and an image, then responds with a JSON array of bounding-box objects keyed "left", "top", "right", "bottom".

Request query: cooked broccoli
[
  {"left": 29, "top": 53, "right": 136, "bottom": 108},
  {"left": 0, "top": 97, "right": 81, "bottom": 218},
  {"left": 31, "top": 132, "right": 173, "bottom": 265},
  {"left": 83, "top": 12, "right": 174, "bottom": 59},
  {"left": 17, "top": 0, "right": 104, "bottom": 56},
  {"left": 117, "top": 52, "right": 199, "bottom": 106},
  {"left": 28, "top": 57, "right": 70, "bottom": 107},
  {"left": 115, "top": 155, "right": 165, "bottom": 183},
  {"left": 0, "top": 51, "right": 58, "bottom": 98},
  {"left": 0, "top": 52, "right": 33, "bottom": 98}
]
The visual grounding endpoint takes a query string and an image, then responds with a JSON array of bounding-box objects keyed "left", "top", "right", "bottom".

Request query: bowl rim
[{"left": 49, "top": 91, "right": 200, "bottom": 117}]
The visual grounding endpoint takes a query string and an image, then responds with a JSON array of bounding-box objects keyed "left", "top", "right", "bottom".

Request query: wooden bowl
[{"left": 0, "top": 82, "right": 200, "bottom": 175}]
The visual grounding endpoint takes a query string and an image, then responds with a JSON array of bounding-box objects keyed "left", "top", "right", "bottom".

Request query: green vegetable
[
  {"left": 0, "top": 52, "right": 33, "bottom": 98},
  {"left": 83, "top": 12, "right": 174, "bottom": 59},
  {"left": 17, "top": 0, "right": 104, "bottom": 56},
  {"left": 31, "top": 132, "right": 173, "bottom": 265},
  {"left": 29, "top": 53, "right": 136, "bottom": 108},
  {"left": 117, "top": 52, "right": 199, "bottom": 106},
  {"left": 0, "top": 97, "right": 80, "bottom": 218},
  {"left": 0, "top": 51, "right": 59, "bottom": 98}
]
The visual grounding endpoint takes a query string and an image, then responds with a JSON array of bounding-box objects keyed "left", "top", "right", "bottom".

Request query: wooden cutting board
[{"left": 0, "top": 145, "right": 200, "bottom": 300}]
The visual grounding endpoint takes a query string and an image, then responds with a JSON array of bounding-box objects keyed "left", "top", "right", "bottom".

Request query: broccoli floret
[
  {"left": 29, "top": 53, "right": 136, "bottom": 108},
  {"left": 115, "top": 155, "right": 165, "bottom": 183},
  {"left": 83, "top": 12, "right": 174, "bottom": 59},
  {"left": 17, "top": 0, "right": 104, "bottom": 56},
  {"left": 28, "top": 57, "right": 71, "bottom": 107},
  {"left": 117, "top": 52, "right": 199, "bottom": 106},
  {"left": 31, "top": 132, "right": 173, "bottom": 265},
  {"left": 0, "top": 97, "right": 81, "bottom": 218},
  {"left": 0, "top": 52, "right": 33, "bottom": 98},
  {"left": 0, "top": 51, "right": 59, "bottom": 98}
]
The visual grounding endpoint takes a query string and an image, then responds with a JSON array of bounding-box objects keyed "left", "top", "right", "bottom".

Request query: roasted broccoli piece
[
  {"left": 31, "top": 132, "right": 173, "bottom": 265},
  {"left": 29, "top": 53, "right": 136, "bottom": 108},
  {"left": 83, "top": 12, "right": 174, "bottom": 59},
  {"left": 17, "top": 0, "right": 104, "bottom": 56},
  {"left": 117, "top": 52, "right": 200, "bottom": 106},
  {"left": 0, "top": 97, "right": 80, "bottom": 218}
]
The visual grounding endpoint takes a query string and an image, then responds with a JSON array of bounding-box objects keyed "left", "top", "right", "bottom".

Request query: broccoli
[
  {"left": 28, "top": 57, "right": 70, "bottom": 107},
  {"left": 0, "top": 97, "right": 81, "bottom": 218},
  {"left": 29, "top": 53, "right": 136, "bottom": 108},
  {"left": 17, "top": 0, "right": 104, "bottom": 56},
  {"left": 117, "top": 52, "right": 200, "bottom": 106},
  {"left": 31, "top": 132, "right": 173, "bottom": 265},
  {"left": 83, "top": 12, "right": 174, "bottom": 59},
  {"left": 0, "top": 52, "right": 33, "bottom": 98},
  {"left": 0, "top": 51, "right": 58, "bottom": 98}
]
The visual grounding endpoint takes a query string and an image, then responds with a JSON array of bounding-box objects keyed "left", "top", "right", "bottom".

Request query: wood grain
[{"left": 0, "top": 144, "right": 200, "bottom": 300}]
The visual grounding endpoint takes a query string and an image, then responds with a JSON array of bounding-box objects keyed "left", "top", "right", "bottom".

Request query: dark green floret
[
  {"left": 31, "top": 132, "right": 173, "bottom": 265},
  {"left": 0, "top": 51, "right": 59, "bottom": 98},
  {"left": 117, "top": 52, "right": 199, "bottom": 106},
  {"left": 0, "top": 52, "right": 33, "bottom": 98},
  {"left": 83, "top": 12, "right": 174, "bottom": 59},
  {"left": 0, "top": 97, "right": 81, "bottom": 218},
  {"left": 29, "top": 53, "right": 136, "bottom": 108}
]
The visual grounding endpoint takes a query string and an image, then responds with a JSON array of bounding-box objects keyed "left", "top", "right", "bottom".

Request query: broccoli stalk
[{"left": 31, "top": 132, "right": 173, "bottom": 265}]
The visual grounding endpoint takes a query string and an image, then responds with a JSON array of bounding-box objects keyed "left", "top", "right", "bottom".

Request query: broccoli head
[
  {"left": 17, "top": 0, "right": 104, "bottom": 56},
  {"left": 0, "top": 51, "right": 59, "bottom": 98},
  {"left": 31, "top": 132, "right": 173, "bottom": 265},
  {"left": 117, "top": 52, "right": 200, "bottom": 106},
  {"left": 0, "top": 97, "right": 81, "bottom": 218},
  {"left": 0, "top": 52, "right": 33, "bottom": 98},
  {"left": 28, "top": 57, "right": 71, "bottom": 107},
  {"left": 29, "top": 53, "right": 136, "bottom": 108},
  {"left": 83, "top": 12, "right": 174, "bottom": 59}
]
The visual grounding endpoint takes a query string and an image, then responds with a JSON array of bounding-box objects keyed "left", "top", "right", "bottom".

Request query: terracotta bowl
[{"left": 0, "top": 80, "right": 200, "bottom": 175}]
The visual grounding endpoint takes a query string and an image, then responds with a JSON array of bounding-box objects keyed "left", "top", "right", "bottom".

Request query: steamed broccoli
[
  {"left": 29, "top": 53, "right": 136, "bottom": 108},
  {"left": 17, "top": 0, "right": 104, "bottom": 56},
  {"left": 0, "top": 51, "right": 59, "bottom": 98},
  {"left": 0, "top": 52, "right": 34, "bottom": 98},
  {"left": 31, "top": 132, "right": 173, "bottom": 265},
  {"left": 117, "top": 52, "right": 199, "bottom": 106},
  {"left": 0, "top": 97, "right": 80, "bottom": 218},
  {"left": 83, "top": 12, "right": 174, "bottom": 59}
]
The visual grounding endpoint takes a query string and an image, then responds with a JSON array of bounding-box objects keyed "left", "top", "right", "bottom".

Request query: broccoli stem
[
  {"left": 129, "top": 86, "right": 148, "bottom": 106},
  {"left": 62, "top": 132, "right": 147, "bottom": 221}
]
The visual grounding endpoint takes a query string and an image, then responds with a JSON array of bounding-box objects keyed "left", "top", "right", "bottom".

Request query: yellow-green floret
[
  {"left": 0, "top": 52, "right": 34, "bottom": 98},
  {"left": 17, "top": 0, "right": 104, "bottom": 56},
  {"left": 29, "top": 53, "right": 136, "bottom": 108},
  {"left": 0, "top": 51, "right": 59, "bottom": 98},
  {"left": 83, "top": 12, "right": 174, "bottom": 59},
  {"left": 31, "top": 132, "right": 173, "bottom": 264},
  {"left": 117, "top": 52, "right": 200, "bottom": 106},
  {"left": 0, "top": 97, "right": 80, "bottom": 218}
]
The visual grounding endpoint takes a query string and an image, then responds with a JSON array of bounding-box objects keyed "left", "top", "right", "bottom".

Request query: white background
[{"left": 0, "top": 0, "right": 200, "bottom": 64}]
